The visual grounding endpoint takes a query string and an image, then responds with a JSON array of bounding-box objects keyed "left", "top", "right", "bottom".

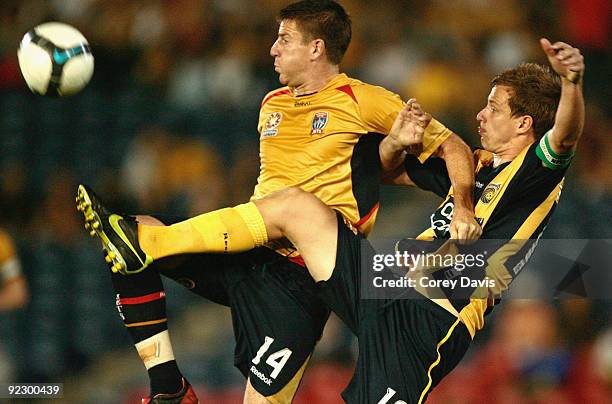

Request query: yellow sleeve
[
  {"left": 0, "top": 230, "right": 22, "bottom": 284},
  {"left": 355, "top": 84, "right": 452, "bottom": 163},
  {"left": 0, "top": 230, "right": 16, "bottom": 264},
  {"left": 417, "top": 118, "right": 453, "bottom": 163},
  {"left": 354, "top": 84, "right": 404, "bottom": 134}
]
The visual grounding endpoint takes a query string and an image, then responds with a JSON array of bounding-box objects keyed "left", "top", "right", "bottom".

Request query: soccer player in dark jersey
[
  {"left": 76, "top": 1, "right": 479, "bottom": 403},
  {"left": 333, "top": 38, "right": 585, "bottom": 402},
  {"left": 77, "top": 37, "right": 583, "bottom": 402}
]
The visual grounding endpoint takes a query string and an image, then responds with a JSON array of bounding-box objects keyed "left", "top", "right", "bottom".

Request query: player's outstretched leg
[
  {"left": 76, "top": 184, "right": 153, "bottom": 274},
  {"left": 77, "top": 183, "right": 335, "bottom": 280},
  {"left": 77, "top": 184, "right": 271, "bottom": 273}
]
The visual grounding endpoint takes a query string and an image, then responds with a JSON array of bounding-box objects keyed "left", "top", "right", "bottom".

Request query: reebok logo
[{"left": 250, "top": 365, "right": 272, "bottom": 386}]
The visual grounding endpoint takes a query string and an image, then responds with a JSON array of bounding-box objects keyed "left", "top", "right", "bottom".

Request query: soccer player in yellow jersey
[
  {"left": 76, "top": 1, "right": 479, "bottom": 403},
  {"left": 0, "top": 228, "right": 28, "bottom": 383},
  {"left": 0, "top": 229, "right": 28, "bottom": 312}
]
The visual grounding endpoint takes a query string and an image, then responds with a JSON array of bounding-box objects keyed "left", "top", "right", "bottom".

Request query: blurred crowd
[{"left": 0, "top": 0, "right": 610, "bottom": 402}]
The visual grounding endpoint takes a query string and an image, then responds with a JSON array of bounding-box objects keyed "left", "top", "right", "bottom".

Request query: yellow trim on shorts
[
  {"left": 265, "top": 354, "right": 311, "bottom": 404},
  {"left": 418, "top": 318, "right": 462, "bottom": 404}
]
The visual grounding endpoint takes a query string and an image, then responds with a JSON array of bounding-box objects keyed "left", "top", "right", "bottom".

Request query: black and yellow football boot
[{"left": 76, "top": 184, "right": 153, "bottom": 274}]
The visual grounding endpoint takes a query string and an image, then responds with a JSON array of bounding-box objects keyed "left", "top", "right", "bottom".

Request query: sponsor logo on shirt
[{"left": 262, "top": 112, "right": 282, "bottom": 137}]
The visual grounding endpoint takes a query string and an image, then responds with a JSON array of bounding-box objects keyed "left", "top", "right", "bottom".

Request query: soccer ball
[{"left": 18, "top": 22, "right": 94, "bottom": 97}]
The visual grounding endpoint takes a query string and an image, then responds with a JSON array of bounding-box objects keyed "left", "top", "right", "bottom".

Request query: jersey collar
[{"left": 292, "top": 73, "right": 349, "bottom": 97}]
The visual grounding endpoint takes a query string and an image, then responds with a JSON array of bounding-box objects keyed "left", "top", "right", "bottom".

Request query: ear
[
  {"left": 311, "top": 38, "right": 325, "bottom": 60},
  {"left": 516, "top": 115, "right": 533, "bottom": 135}
]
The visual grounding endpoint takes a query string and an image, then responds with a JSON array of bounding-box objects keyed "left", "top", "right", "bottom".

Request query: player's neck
[
  {"left": 291, "top": 65, "right": 340, "bottom": 96},
  {"left": 492, "top": 153, "right": 512, "bottom": 167},
  {"left": 493, "top": 146, "right": 523, "bottom": 167},
  {"left": 492, "top": 137, "right": 534, "bottom": 167}
]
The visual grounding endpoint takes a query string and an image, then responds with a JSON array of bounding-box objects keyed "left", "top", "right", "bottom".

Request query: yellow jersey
[
  {"left": 253, "top": 73, "right": 452, "bottom": 236},
  {"left": 0, "top": 229, "right": 21, "bottom": 285}
]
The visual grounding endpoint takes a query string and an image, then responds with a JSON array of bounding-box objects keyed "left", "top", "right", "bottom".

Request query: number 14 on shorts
[
  {"left": 252, "top": 336, "right": 293, "bottom": 379},
  {"left": 378, "top": 387, "right": 406, "bottom": 404}
]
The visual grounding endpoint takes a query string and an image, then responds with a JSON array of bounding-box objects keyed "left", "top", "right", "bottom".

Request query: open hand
[
  {"left": 540, "top": 38, "right": 584, "bottom": 83},
  {"left": 389, "top": 98, "right": 432, "bottom": 148}
]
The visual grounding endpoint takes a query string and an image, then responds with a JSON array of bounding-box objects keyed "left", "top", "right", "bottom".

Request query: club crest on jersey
[
  {"left": 480, "top": 183, "right": 501, "bottom": 204},
  {"left": 311, "top": 111, "right": 329, "bottom": 135},
  {"left": 262, "top": 112, "right": 282, "bottom": 137}
]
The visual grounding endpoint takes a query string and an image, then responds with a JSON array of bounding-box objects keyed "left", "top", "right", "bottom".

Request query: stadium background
[{"left": 0, "top": 0, "right": 610, "bottom": 402}]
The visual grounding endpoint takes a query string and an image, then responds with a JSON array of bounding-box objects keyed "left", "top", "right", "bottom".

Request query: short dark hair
[
  {"left": 491, "top": 63, "right": 561, "bottom": 138},
  {"left": 278, "top": 0, "right": 351, "bottom": 65}
]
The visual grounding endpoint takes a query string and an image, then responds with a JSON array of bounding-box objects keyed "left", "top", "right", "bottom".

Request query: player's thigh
[
  {"left": 315, "top": 213, "right": 371, "bottom": 334},
  {"left": 155, "top": 250, "right": 257, "bottom": 306},
  {"left": 144, "top": 213, "right": 257, "bottom": 305},
  {"left": 254, "top": 187, "right": 338, "bottom": 282},
  {"left": 243, "top": 379, "right": 270, "bottom": 404},
  {"left": 232, "top": 258, "right": 330, "bottom": 402}
]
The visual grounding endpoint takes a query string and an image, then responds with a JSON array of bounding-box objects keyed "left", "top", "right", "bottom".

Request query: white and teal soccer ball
[{"left": 18, "top": 22, "right": 94, "bottom": 97}]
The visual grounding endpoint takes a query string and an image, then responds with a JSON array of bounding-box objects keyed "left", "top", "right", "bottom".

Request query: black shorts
[
  {"left": 151, "top": 225, "right": 329, "bottom": 400},
  {"left": 317, "top": 214, "right": 472, "bottom": 403}
]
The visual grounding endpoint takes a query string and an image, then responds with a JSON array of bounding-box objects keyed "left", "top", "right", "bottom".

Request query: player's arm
[
  {"left": 432, "top": 133, "right": 481, "bottom": 241},
  {"left": 539, "top": 38, "right": 585, "bottom": 159},
  {"left": 381, "top": 164, "right": 414, "bottom": 186},
  {"left": 357, "top": 87, "right": 431, "bottom": 179},
  {"left": 379, "top": 99, "right": 428, "bottom": 180},
  {"left": 380, "top": 100, "right": 481, "bottom": 241}
]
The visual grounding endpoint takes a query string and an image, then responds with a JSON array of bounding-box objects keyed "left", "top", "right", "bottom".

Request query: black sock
[
  {"left": 110, "top": 268, "right": 184, "bottom": 396},
  {"left": 148, "top": 360, "right": 183, "bottom": 396}
]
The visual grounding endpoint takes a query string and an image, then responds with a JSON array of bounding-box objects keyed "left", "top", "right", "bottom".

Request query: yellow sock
[{"left": 139, "top": 202, "right": 269, "bottom": 259}]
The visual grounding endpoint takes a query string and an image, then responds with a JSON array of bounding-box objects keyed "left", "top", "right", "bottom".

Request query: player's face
[
  {"left": 476, "top": 85, "right": 524, "bottom": 153},
  {"left": 270, "top": 20, "right": 312, "bottom": 87}
]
